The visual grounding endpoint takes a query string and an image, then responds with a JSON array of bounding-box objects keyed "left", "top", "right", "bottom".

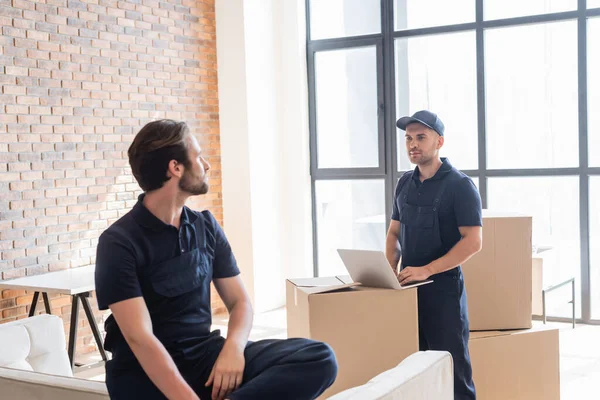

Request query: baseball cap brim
[{"left": 396, "top": 116, "right": 436, "bottom": 132}]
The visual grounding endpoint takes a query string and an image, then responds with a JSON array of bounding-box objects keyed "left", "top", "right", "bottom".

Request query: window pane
[
  {"left": 488, "top": 177, "right": 580, "bottom": 319},
  {"left": 485, "top": 0, "right": 576, "bottom": 20},
  {"left": 590, "top": 0, "right": 600, "bottom": 8},
  {"left": 394, "top": 0, "right": 474, "bottom": 30},
  {"left": 315, "top": 47, "right": 379, "bottom": 169},
  {"left": 309, "top": 0, "right": 380, "bottom": 40},
  {"left": 589, "top": 18, "right": 600, "bottom": 167},
  {"left": 395, "top": 32, "right": 478, "bottom": 171},
  {"left": 315, "top": 180, "right": 386, "bottom": 277},
  {"left": 485, "top": 21, "right": 578, "bottom": 169},
  {"left": 591, "top": 177, "right": 600, "bottom": 318}
]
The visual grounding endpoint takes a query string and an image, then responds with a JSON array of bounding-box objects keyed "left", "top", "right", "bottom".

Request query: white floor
[
  {"left": 554, "top": 321, "right": 600, "bottom": 399},
  {"left": 76, "top": 308, "right": 600, "bottom": 399}
]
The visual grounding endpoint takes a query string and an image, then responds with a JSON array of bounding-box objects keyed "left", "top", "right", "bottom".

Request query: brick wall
[{"left": 0, "top": 0, "right": 226, "bottom": 357}]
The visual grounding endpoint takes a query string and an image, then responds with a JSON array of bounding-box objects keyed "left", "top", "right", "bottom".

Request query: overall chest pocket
[
  {"left": 149, "top": 249, "right": 209, "bottom": 298},
  {"left": 399, "top": 203, "right": 440, "bottom": 266},
  {"left": 400, "top": 203, "right": 435, "bottom": 229}
]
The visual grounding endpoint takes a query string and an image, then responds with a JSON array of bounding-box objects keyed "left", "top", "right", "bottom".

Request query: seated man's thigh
[
  {"left": 180, "top": 334, "right": 228, "bottom": 395},
  {"left": 106, "top": 361, "right": 166, "bottom": 400}
]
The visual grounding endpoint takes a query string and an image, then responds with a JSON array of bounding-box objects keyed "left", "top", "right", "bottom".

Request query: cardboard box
[
  {"left": 469, "top": 326, "right": 560, "bottom": 400},
  {"left": 532, "top": 256, "right": 544, "bottom": 316},
  {"left": 462, "top": 210, "right": 533, "bottom": 330},
  {"left": 286, "top": 277, "right": 420, "bottom": 398}
]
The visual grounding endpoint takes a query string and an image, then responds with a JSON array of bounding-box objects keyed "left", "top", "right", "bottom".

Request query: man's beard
[
  {"left": 416, "top": 156, "right": 433, "bottom": 166},
  {"left": 179, "top": 171, "right": 209, "bottom": 195},
  {"left": 410, "top": 151, "right": 435, "bottom": 166}
]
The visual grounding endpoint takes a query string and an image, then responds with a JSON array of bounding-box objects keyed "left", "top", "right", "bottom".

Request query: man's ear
[
  {"left": 437, "top": 135, "right": 445, "bottom": 149},
  {"left": 166, "top": 159, "right": 183, "bottom": 178}
]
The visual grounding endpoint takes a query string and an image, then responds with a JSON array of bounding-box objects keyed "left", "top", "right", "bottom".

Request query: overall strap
[
  {"left": 432, "top": 173, "right": 453, "bottom": 213},
  {"left": 398, "top": 170, "right": 414, "bottom": 202},
  {"left": 194, "top": 210, "right": 208, "bottom": 249},
  {"left": 432, "top": 172, "right": 456, "bottom": 254}
]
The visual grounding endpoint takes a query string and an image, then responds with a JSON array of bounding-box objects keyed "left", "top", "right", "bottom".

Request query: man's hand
[
  {"left": 397, "top": 266, "right": 432, "bottom": 286},
  {"left": 205, "top": 342, "right": 245, "bottom": 400}
]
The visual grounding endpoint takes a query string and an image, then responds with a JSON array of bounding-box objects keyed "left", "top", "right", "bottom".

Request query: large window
[
  {"left": 315, "top": 47, "right": 379, "bottom": 169},
  {"left": 394, "top": 0, "right": 475, "bottom": 30},
  {"left": 591, "top": 177, "right": 600, "bottom": 319},
  {"left": 307, "top": 0, "right": 600, "bottom": 322},
  {"left": 589, "top": 17, "right": 600, "bottom": 319},
  {"left": 395, "top": 32, "right": 478, "bottom": 171},
  {"left": 485, "top": 21, "right": 578, "bottom": 169},
  {"left": 484, "top": 0, "right": 576, "bottom": 20},
  {"left": 589, "top": 17, "right": 600, "bottom": 167}
]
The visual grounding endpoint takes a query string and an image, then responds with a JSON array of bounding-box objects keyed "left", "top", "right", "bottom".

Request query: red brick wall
[{"left": 0, "top": 0, "right": 225, "bottom": 356}]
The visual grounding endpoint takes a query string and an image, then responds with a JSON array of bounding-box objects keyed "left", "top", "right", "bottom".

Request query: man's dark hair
[{"left": 128, "top": 119, "right": 191, "bottom": 192}]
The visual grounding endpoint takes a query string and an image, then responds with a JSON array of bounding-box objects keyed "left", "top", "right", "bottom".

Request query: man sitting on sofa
[{"left": 95, "top": 119, "right": 338, "bottom": 400}]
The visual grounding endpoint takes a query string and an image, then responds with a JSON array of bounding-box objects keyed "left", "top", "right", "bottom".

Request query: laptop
[{"left": 337, "top": 249, "right": 432, "bottom": 290}]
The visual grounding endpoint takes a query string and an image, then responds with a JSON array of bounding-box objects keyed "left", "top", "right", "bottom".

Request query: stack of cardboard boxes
[
  {"left": 462, "top": 210, "right": 561, "bottom": 400},
  {"left": 286, "top": 210, "right": 560, "bottom": 399}
]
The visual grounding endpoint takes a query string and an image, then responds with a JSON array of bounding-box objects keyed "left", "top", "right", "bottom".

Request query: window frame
[{"left": 306, "top": 0, "right": 600, "bottom": 324}]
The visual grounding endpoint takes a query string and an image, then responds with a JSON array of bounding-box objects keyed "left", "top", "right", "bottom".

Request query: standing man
[
  {"left": 95, "top": 119, "right": 337, "bottom": 400},
  {"left": 385, "top": 110, "right": 482, "bottom": 400}
]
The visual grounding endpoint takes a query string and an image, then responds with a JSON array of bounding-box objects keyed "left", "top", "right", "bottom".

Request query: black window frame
[{"left": 306, "top": 0, "right": 600, "bottom": 324}]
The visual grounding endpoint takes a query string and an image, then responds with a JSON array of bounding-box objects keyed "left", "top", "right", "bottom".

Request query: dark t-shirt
[{"left": 94, "top": 195, "right": 239, "bottom": 363}]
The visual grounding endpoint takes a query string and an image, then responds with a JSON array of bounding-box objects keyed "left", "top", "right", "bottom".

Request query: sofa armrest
[
  {"left": 0, "top": 366, "right": 109, "bottom": 400},
  {"left": 327, "top": 351, "right": 454, "bottom": 400}
]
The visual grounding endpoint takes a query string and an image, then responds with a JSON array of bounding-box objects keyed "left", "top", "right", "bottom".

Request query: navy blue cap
[{"left": 396, "top": 110, "right": 445, "bottom": 136}]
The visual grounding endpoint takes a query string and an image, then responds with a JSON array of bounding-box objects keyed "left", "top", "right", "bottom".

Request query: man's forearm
[
  {"left": 426, "top": 236, "right": 481, "bottom": 276},
  {"left": 224, "top": 300, "right": 253, "bottom": 351},
  {"left": 385, "top": 233, "right": 401, "bottom": 273},
  {"left": 129, "top": 335, "right": 198, "bottom": 400}
]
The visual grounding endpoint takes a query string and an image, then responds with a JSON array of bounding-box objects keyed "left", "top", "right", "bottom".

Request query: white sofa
[
  {"left": 327, "top": 351, "right": 454, "bottom": 400},
  {"left": 0, "top": 314, "right": 109, "bottom": 400},
  {"left": 0, "top": 315, "right": 452, "bottom": 400}
]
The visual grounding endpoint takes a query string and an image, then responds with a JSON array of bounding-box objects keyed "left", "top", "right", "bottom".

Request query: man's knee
[
  {"left": 301, "top": 339, "right": 338, "bottom": 383},
  {"left": 324, "top": 343, "right": 338, "bottom": 383}
]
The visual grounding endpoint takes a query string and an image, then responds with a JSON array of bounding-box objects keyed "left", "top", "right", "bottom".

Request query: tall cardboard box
[
  {"left": 286, "top": 277, "right": 420, "bottom": 398},
  {"left": 469, "top": 326, "right": 560, "bottom": 400},
  {"left": 462, "top": 210, "right": 533, "bottom": 330}
]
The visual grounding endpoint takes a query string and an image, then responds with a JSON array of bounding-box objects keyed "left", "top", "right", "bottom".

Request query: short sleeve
[
  {"left": 204, "top": 212, "right": 240, "bottom": 279},
  {"left": 95, "top": 232, "right": 142, "bottom": 310},
  {"left": 391, "top": 172, "right": 412, "bottom": 221},
  {"left": 453, "top": 177, "right": 483, "bottom": 227}
]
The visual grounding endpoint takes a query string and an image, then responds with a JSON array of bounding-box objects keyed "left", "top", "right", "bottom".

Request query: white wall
[
  {"left": 275, "top": 0, "right": 314, "bottom": 287},
  {"left": 216, "top": 0, "right": 313, "bottom": 313}
]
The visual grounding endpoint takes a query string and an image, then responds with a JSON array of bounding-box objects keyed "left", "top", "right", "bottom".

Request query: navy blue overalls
[
  {"left": 100, "top": 204, "right": 337, "bottom": 400},
  {"left": 397, "top": 169, "right": 477, "bottom": 400}
]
